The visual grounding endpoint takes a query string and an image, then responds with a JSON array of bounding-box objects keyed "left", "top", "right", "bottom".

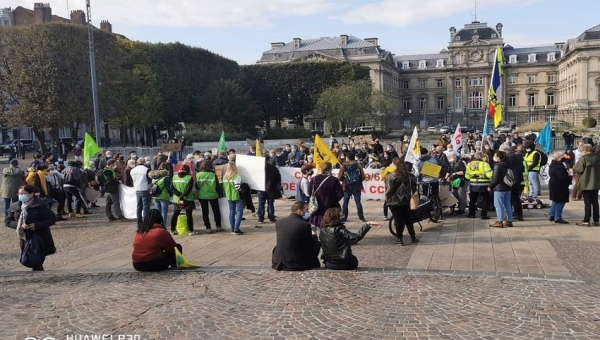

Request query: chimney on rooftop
[
  {"left": 293, "top": 38, "right": 301, "bottom": 49},
  {"left": 364, "top": 37, "right": 378, "bottom": 46},
  {"left": 100, "top": 20, "right": 112, "bottom": 33},
  {"left": 33, "top": 3, "right": 51, "bottom": 23},
  {"left": 340, "top": 34, "right": 348, "bottom": 45},
  {"left": 69, "top": 10, "right": 85, "bottom": 25},
  {"left": 270, "top": 42, "right": 285, "bottom": 49}
]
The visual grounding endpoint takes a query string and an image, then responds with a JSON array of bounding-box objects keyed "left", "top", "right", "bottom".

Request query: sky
[{"left": 8, "top": 0, "right": 600, "bottom": 65}]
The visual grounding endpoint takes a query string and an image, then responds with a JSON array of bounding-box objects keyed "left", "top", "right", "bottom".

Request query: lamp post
[{"left": 86, "top": 0, "right": 102, "bottom": 146}]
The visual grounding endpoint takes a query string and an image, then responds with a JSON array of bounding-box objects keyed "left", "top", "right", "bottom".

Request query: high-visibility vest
[
  {"left": 524, "top": 151, "right": 541, "bottom": 171},
  {"left": 465, "top": 161, "right": 493, "bottom": 183}
]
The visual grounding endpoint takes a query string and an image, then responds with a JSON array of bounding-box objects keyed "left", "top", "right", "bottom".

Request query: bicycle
[{"left": 388, "top": 179, "right": 443, "bottom": 237}]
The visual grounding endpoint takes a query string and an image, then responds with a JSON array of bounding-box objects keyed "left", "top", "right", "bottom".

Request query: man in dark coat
[
  {"left": 272, "top": 202, "right": 320, "bottom": 271},
  {"left": 258, "top": 157, "right": 282, "bottom": 223},
  {"left": 501, "top": 144, "right": 525, "bottom": 221}
]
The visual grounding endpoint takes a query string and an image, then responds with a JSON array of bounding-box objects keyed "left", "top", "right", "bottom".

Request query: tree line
[{"left": 0, "top": 23, "right": 396, "bottom": 148}]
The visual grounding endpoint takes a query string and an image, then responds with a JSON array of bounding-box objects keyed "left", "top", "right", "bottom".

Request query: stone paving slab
[{"left": 1, "top": 270, "right": 599, "bottom": 340}]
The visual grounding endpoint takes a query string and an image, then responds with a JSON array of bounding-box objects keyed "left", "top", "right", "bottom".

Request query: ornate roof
[
  {"left": 576, "top": 24, "right": 600, "bottom": 41},
  {"left": 452, "top": 22, "right": 502, "bottom": 42}
]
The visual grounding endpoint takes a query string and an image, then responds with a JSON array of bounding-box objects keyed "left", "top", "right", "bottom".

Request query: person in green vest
[
  {"left": 170, "top": 164, "right": 197, "bottom": 235},
  {"left": 223, "top": 162, "right": 244, "bottom": 235},
  {"left": 149, "top": 162, "right": 172, "bottom": 226},
  {"left": 196, "top": 160, "right": 222, "bottom": 233}
]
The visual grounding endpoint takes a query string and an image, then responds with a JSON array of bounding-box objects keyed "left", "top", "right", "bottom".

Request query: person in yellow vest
[
  {"left": 170, "top": 164, "right": 197, "bottom": 235},
  {"left": 465, "top": 151, "right": 493, "bottom": 219},
  {"left": 524, "top": 141, "right": 542, "bottom": 200},
  {"left": 196, "top": 160, "right": 223, "bottom": 234},
  {"left": 223, "top": 162, "right": 245, "bottom": 235},
  {"left": 381, "top": 157, "right": 400, "bottom": 221}
]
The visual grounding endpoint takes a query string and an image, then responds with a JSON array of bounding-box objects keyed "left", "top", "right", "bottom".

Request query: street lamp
[{"left": 86, "top": 0, "right": 102, "bottom": 146}]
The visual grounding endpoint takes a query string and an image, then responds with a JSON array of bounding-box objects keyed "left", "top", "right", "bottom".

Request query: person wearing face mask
[
  {"left": 445, "top": 151, "right": 467, "bottom": 215},
  {"left": 5, "top": 185, "right": 57, "bottom": 271},
  {"left": 523, "top": 141, "right": 542, "bottom": 201},
  {"left": 103, "top": 159, "right": 124, "bottom": 221},
  {"left": 296, "top": 164, "right": 314, "bottom": 204},
  {"left": 488, "top": 151, "right": 514, "bottom": 228},
  {"left": 271, "top": 202, "right": 321, "bottom": 271}
]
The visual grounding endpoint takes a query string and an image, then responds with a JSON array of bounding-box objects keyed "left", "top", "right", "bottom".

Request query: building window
[
  {"left": 418, "top": 60, "right": 427, "bottom": 69},
  {"left": 528, "top": 74, "right": 536, "bottom": 84},
  {"left": 419, "top": 79, "right": 426, "bottom": 89},
  {"left": 509, "top": 75, "right": 517, "bottom": 85},
  {"left": 419, "top": 97, "right": 427, "bottom": 110},
  {"left": 402, "top": 99, "right": 411, "bottom": 111},
  {"left": 436, "top": 97, "right": 445, "bottom": 110},
  {"left": 548, "top": 74, "right": 556, "bottom": 83},
  {"left": 454, "top": 93, "right": 462, "bottom": 110},
  {"left": 454, "top": 54, "right": 462, "bottom": 64},
  {"left": 468, "top": 91, "right": 483, "bottom": 109},
  {"left": 402, "top": 81, "right": 409, "bottom": 89},
  {"left": 469, "top": 77, "right": 483, "bottom": 87},
  {"left": 402, "top": 61, "right": 409, "bottom": 70},
  {"left": 437, "top": 79, "right": 444, "bottom": 88},
  {"left": 547, "top": 93, "right": 555, "bottom": 106},
  {"left": 528, "top": 94, "right": 536, "bottom": 106},
  {"left": 508, "top": 94, "right": 516, "bottom": 107},
  {"left": 455, "top": 78, "right": 462, "bottom": 89},
  {"left": 547, "top": 53, "right": 556, "bottom": 62},
  {"left": 509, "top": 55, "right": 517, "bottom": 64},
  {"left": 528, "top": 54, "right": 537, "bottom": 63},
  {"left": 436, "top": 59, "right": 444, "bottom": 68},
  {"left": 311, "top": 121, "right": 324, "bottom": 131}
]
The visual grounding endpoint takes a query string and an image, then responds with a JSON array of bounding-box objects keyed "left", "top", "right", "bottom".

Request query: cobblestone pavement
[{"left": 2, "top": 270, "right": 600, "bottom": 340}]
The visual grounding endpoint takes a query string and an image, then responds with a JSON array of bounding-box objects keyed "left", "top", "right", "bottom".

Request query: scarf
[{"left": 16, "top": 200, "right": 30, "bottom": 241}]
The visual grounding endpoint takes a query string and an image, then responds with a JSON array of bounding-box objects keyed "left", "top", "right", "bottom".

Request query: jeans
[
  {"left": 228, "top": 199, "right": 244, "bottom": 231},
  {"left": 494, "top": 191, "right": 513, "bottom": 222},
  {"left": 64, "top": 186, "right": 89, "bottom": 214},
  {"left": 324, "top": 255, "right": 358, "bottom": 270},
  {"left": 582, "top": 190, "right": 599, "bottom": 223},
  {"left": 136, "top": 190, "right": 152, "bottom": 227},
  {"left": 528, "top": 172, "right": 540, "bottom": 199},
  {"left": 154, "top": 199, "right": 170, "bottom": 226},
  {"left": 342, "top": 188, "right": 364, "bottom": 220},
  {"left": 257, "top": 191, "right": 275, "bottom": 221},
  {"left": 199, "top": 198, "right": 221, "bottom": 229},
  {"left": 549, "top": 202, "right": 565, "bottom": 221},
  {"left": 3, "top": 198, "right": 17, "bottom": 217}
]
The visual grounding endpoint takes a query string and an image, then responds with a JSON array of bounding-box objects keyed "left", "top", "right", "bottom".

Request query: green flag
[
  {"left": 217, "top": 131, "right": 226, "bottom": 152},
  {"left": 83, "top": 132, "right": 101, "bottom": 169}
]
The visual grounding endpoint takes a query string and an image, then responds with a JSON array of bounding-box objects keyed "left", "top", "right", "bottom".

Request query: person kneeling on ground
[
  {"left": 319, "top": 208, "right": 378, "bottom": 270},
  {"left": 272, "top": 202, "right": 321, "bottom": 271},
  {"left": 132, "top": 208, "right": 182, "bottom": 272}
]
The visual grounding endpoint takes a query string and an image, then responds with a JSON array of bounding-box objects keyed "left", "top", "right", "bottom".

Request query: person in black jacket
[
  {"left": 272, "top": 202, "right": 320, "bottom": 271},
  {"left": 548, "top": 152, "right": 572, "bottom": 224},
  {"left": 488, "top": 151, "right": 514, "bottom": 228},
  {"left": 5, "top": 185, "right": 57, "bottom": 271},
  {"left": 103, "top": 159, "right": 124, "bottom": 221},
  {"left": 319, "top": 208, "right": 377, "bottom": 270},
  {"left": 257, "top": 156, "right": 282, "bottom": 223},
  {"left": 500, "top": 144, "right": 525, "bottom": 221}
]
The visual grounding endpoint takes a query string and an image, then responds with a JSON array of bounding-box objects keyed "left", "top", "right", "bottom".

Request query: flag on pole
[
  {"left": 482, "top": 113, "right": 490, "bottom": 139},
  {"left": 83, "top": 132, "right": 100, "bottom": 170},
  {"left": 313, "top": 134, "right": 339, "bottom": 171},
  {"left": 255, "top": 139, "right": 262, "bottom": 157},
  {"left": 217, "top": 131, "right": 226, "bottom": 152},
  {"left": 536, "top": 121, "right": 552, "bottom": 154},
  {"left": 404, "top": 126, "right": 421, "bottom": 165},
  {"left": 488, "top": 46, "right": 504, "bottom": 128},
  {"left": 451, "top": 124, "right": 462, "bottom": 153}
]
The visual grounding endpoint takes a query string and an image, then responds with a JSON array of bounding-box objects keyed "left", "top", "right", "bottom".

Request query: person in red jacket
[{"left": 132, "top": 209, "right": 182, "bottom": 271}]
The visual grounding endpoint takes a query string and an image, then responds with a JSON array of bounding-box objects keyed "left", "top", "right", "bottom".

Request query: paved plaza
[{"left": 1, "top": 187, "right": 600, "bottom": 339}]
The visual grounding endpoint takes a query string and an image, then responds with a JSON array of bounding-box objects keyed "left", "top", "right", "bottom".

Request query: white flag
[
  {"left": 404, "top": 126, "right": 421, "bottom": 165},
  {"left": 451, "top": 124, "right": 462, "bottom": 152}
]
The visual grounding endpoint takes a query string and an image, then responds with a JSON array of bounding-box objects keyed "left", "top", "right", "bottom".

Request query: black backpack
[
  {"left": 63, "top": 167, "right": 81, "bottom": 186},
  {"left": 536, "top": 150, "right": 548, "bottom": 167}
]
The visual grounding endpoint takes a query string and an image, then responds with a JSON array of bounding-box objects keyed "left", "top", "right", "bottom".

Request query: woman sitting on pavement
[
  {"left": 5, "top": 185, "right": 57, "bottom": 271},
  {"left": 319, "top": 208, "right": 377, "bottom": 270},
  {"left": 132, "top": 209, "right": 182, "bottom": 272}
]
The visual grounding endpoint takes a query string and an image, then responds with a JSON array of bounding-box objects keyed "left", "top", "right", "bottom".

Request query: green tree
[{"left": 197, "top": 79, "right": 261, "bottom": 133}]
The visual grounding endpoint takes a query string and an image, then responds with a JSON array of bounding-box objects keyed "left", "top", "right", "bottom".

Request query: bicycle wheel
[
  {"left": 388, "top": 216, "right": 399, "bottom": 237},
  {"left": 430, "top": 197, "right": 443, "bottom": 223}
]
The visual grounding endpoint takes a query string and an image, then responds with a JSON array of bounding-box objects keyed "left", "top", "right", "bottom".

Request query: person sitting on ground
[
  {"left": 132, "top": 209, "right": 182, "bottom": 272},
  {"left": 319, "top": 208, "right": 377, "bottom": 270},
  {"left": 272, "top": 202, "right": 321, "bottom": 271}
]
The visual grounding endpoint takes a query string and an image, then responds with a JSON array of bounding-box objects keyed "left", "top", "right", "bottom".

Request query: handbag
[
  {"left": 308, "top": 176, "right": 330, "bottom": 214},
  {"left": 20, "top": 231, "right": 46, "bottom": 268},
  {"left": 408, "top": 175, "right": 419, "bottom": 211}
]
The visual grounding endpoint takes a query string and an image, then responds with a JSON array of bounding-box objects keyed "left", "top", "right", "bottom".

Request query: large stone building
[
  {"left": 396, "top": 21, "right": 600, "bottom": 128},
  {"left": 258, "top": 35, "right": 400, "bottom": 131},
  {"left": 1, "top": 3, "right": 113, "bottom": 32}
]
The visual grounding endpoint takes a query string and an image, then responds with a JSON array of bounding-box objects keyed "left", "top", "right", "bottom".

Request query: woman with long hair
[
  {"left": 308, "top": 162, "right": 344, "bottom": 228},
  {"left": 149, "top": 162, "right": 172, "bottom": 225},
  {"left": 223, "top": 162, "right": 244, "bottom": 234},
  {"left": 319, "top": 208, "right": 375, "bottom": 270},
  {"left": 489, "top": 150, "right": 514, "bottom": 228},
  {"left": 132, "top": 208, "right": 181, "bottom": 272},
  {"left": 4, "top": 185, "right": 57, "bottom": 271},
  {"left": 196, "top": 160, "right": 222, "bottom": 233},
  {"left": 385, "top": 161, "right": 418, "bottom": 245}
]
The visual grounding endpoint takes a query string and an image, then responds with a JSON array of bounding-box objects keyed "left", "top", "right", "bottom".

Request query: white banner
[
  {"left": 236, "top": 154, "right": 266, "bottom": 191},
  {"left": 279, "top": 167, "right": 386, "bottom": 201},
  {"left": 119, "top": 184, "right": 138, "bottom": 219}
]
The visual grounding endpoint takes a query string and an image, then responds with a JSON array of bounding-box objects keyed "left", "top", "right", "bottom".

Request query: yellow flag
[
  {"left": 175, "top": 247, "right": 201, "bottom": 269},
  {"left": 255, "top": 139, "right": 262, "bottom": 157},
  {"left": 313, "top": 134, "right": 339, "bottom": 170}
]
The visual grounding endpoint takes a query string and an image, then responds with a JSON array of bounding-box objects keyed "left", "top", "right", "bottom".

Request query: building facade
[
  {"left": 258, "top": 35, "right": 400, "bottom": 132},
  {"left": 1, "top": 3, "right": 112, "bottom": 32}
]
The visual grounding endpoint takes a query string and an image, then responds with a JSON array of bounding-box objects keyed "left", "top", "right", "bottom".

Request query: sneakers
[
  {"left": 108, "top": 217, "right": 118, "bottom": 222},
  {"left": 232, "top": 230, "right": 244, "bottom": 235},
  {"left": 549, "top": 217, "right": 555, "bottom": 222},
  {"left": 576, "top": 221, "right": 591, "bottom": 227},
  {"left": 555, "top": 219, "right": 569, "bottom": 224},
  {"left": 410, "top": 236, "right": 419, "bottom": 244},
  {"left": 205, "top": 228, "right": 212, "bottom": 234},
  {"left": 171, "top": 230, "right": 178, "bottom": 235},
  {"left": 269, "top": 219, "right": 277, "bottom": 223},
  {"left": 490, "top": 221, "right": 504, "bottom": 228},
  {"left": 359, "top": 218, "right": 367, "bottom": 223},
  {"left": 394, "top": 237, "right": 404, "bottom": 245},
  {"left": 383, "top": 216, "right": 389, "bottom": 221},
  {"left": 188, "top": 231, "right": 200, "bottom": 236},
  {"left": 68, "top": 212, "right": 76, "bottom": 218}
]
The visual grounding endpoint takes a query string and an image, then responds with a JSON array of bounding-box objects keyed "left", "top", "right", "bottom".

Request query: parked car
[
  {"left": 3, "top": 139, "right": 36, "bottom": 152},
  {"left": 427, "top": 126, "right": 438, "bottom": 132},
  {"left": 440, "top": 126, "right": 456, "bottom": 134},
  {"left": 495, "top": 125, "right": 512, "bottom": 134},
  {"left": 460, "top": 126, "right": 476, "bottom": 134},
  {"left": 352, "top": 126, "right": 375, "bottom": 135}
]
